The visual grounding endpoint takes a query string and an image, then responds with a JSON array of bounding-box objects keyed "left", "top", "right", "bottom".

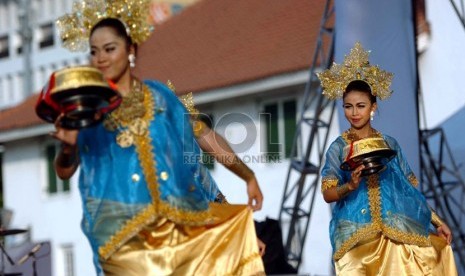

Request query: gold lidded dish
[
  {"left": 340, "top": 137, "right": 396, "bottom": 176},
  {"left": 36, "top": 65, "right": 121, "bottom": 129}
]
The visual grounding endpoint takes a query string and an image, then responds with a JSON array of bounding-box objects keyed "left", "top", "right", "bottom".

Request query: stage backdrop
[{"left": 334, "top": 0, "right": 420, "bottom": 176}]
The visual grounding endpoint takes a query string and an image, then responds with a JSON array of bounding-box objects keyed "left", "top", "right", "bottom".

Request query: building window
[
  {"left": 262, "top": 99, "right": 297, "bottom": 161},
  {"left": 0, "top": 35, "right": 9, "bottom": 59},
  {"left": 6, "top": 75, "right": 14, "bottom": 102},
  {"left": 16, "top": 32, "right": 23, "bottom": 55},
  {"left": 39, "top": 23, "right": 54, "bottom": 49},
  {"left": 46, "top": 144, "right": 70, "bottom": 194},
  {"left": 61, "top": 244, "right": 75, "bottom": 276}
]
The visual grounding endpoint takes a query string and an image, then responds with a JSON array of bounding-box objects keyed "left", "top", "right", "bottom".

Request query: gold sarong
[
  {"left": 335, "top": 234, "right": 457, "bottom": 276},
  {"left": 101, "top": 204, "right": 265, "bottom": 276}
]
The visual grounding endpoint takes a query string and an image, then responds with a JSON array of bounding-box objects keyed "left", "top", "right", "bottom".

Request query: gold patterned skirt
[
  {"left": 101, "top": 204, "right": 265, "bottom": 276},
  {"left": 335, "top": 234, "right": 457, "bottom": 276}
]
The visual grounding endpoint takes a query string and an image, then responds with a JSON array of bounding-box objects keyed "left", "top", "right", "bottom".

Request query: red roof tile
[
  {"left": 1, "top": 0, "right": 324, "bottom": 132},
  {"left": 0, "top": 94, "right": 46, "bottom": 132},
  {"left": 134, "top": 0, "right": 325, "bottom": 94}
]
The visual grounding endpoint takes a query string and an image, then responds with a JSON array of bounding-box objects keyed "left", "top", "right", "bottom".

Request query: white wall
[
  {"left": 418, "top": 1, "right": 465, "bottom": 128},
  {"left": 3, "top": 138, "right": 94, "bottom": 276},
  {"left": 1, "top": 2, "right": 95, "bottom": 272},
  {"left": 202, "top": 92, "right": 336, "bottom": 275}
]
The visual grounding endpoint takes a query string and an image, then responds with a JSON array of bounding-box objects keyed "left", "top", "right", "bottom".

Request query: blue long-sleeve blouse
[
  {"left": 77, "top": 80, "right": 221, "bottom": 271},
  {"left": 321, "top": 129, "right": 431, "bottom": 260}
]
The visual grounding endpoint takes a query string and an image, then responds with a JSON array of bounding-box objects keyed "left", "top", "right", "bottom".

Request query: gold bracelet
[
  {"left": 192, "top": 120, "right": 206, "bottom": 137},
  {"left": 336, "top": 183, "right": 352, "bottom": 199},
  {"left": 431, "top": 211, "right": 445, "bottom": 227}
]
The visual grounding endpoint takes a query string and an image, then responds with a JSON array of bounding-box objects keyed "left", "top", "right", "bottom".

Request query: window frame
[
  {"left": 61, "top": 244, "right": 75, "bottom": 276},
  {"left": 38, "top": 22, "right": 54, "bottom": 49},
  {"left": 0, "top": 35, "right": 9, "bottom": 59},
  {"left": 260, "top": 96, "right": 298, "bottom": 162},
  {"left": 44, "top": 141, "right": 71, "bottom": 196}
]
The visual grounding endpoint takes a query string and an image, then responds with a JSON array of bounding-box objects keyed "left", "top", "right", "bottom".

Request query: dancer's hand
[
  {"left": 257, "top": 238, "right": 266, "bottom": 257},
  {"left": 49, "top": 114, "right": 79, "bottom": 146},
  {"left": 349, "top": 164, "right": 365, "bottom": 190},
  {"left": 437, "top": 223, "right": 453, "bottom": 245},
  {"left": 247, "top": 177, "right": 263, "bottom": 211}
]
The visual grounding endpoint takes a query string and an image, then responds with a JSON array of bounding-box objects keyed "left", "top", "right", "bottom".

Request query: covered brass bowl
[
  {"left": 36, "top": 66, "right": 121, "bottom": 129},
  {"left": 340, "top": 137, "right": 396, "bottom": 176}
]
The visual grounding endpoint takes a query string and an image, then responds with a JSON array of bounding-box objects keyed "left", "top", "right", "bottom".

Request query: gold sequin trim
[
  {"left": 341, "top": 128, "right": 382, "bottom": 143},
  {"left": 382, "top": 225, "right": 430, "bottom": 247},
  {"left": 99, "top": 84, "right": 213, "bottom": 259},
  {"left": 99, "top": 85, "right": 156, "bottom": 259},
  {"left": 157, "top": 200, "right": 212, "bottom": 225},
  {"left": 105, "top": 79, "right": 148, "bottom": 148},
  {"left": 367, "top": 175, "right": 382, "bottom": 227},
  {"left": 431, "top": 211, "right": 445, "bottom": 227},
  {"left": 99, "top": 205, "right": 157, "bottom": 260},
  {"left": 167, "top": 80, "right": 199, "bottom": 117},
  {"left": 179, "top": 92, "right": 199, "bottom": 116},
  {"left": 132, "top": 87, "right": 212, "bottom": 223},
  {"left": 333, "top": 174, "right": 431, "bottom": 260},
  {"left": 166, "top": 80, "right": 176, "bottom": 92},
  {"left": 333, "top": 176, "right": 384, "bottom": 260},
  {"left": 133, "top": 85, "right": 158, "bottom": 204},
  {"left": 321, "top": 176, "right": 339, "bottom": 192},
  {"left": 408, "top": 173, "right": 419, "bottom": 187},
  {"left": 333, "top": 224, "right": 380, "bottom": 260}
]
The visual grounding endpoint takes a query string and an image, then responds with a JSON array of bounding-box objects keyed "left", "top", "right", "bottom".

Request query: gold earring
[{"left": 370, "top": 110, "right": 375, "bottom": 121}]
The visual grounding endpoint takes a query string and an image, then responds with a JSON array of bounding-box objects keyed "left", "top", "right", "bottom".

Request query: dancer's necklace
[{"left": 103, "top": 79, "right": 149, "bottom": 147}]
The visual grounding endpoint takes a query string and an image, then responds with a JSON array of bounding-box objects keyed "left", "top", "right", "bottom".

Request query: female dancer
[
  {"left": 52, "top": 2, "right": 264, "bottom": 274},
  {"left": 319, "top": 42, "right": 457, "bottom": 275}
]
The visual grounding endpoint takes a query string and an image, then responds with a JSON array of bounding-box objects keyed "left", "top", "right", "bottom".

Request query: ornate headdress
[
  {"left": 317, "top": 42, "right": 393, "bottom": 100},
  {"left": 56, "top": 0, "right": 153, "bottom": 52}
]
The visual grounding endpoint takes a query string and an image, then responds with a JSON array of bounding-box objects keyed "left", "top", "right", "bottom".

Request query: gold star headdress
[
  {"left": 56, "top": 0, "right": 153, "bottom": 52},
  {"left": 317, "top": 42, "right": 393, "bottom": 100}
]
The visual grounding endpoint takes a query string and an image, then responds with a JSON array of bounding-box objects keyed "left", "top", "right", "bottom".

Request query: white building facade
[
  {"left": 0, "top": 1, "right": 90, "bottom": 275},
  {"left": 0, "top": 0, "right": 87, "bottom": 109}
]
